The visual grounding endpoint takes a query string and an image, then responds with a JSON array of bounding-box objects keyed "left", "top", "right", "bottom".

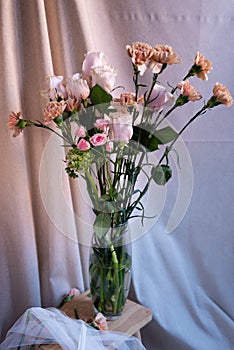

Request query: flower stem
[
  {"left": 33, "top": 121, "right": 72, "bottom": 145},
  {"left": 158, "top": 105, "right": 208, "bottom": 165}
]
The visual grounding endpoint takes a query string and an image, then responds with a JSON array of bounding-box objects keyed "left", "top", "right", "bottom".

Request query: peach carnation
[
  {"left": 43, "top": 100, "right": 66, "bottom": 124},
  {"left": 8, "top": 111, "right": 24, "bottom": 137},
  {"left": 152, "top": 45, "right": 181, "bottom": 64},
  {"left": 177, "top": 80, "right": 202, "bottom": 102},
  {"left": 213, "top": 82, "right": 233, "bottom": 107},
  {"left": 126, "top": 42, "right": 153, "bottom": 75},
  {"left": 194, "top": 51, "right": 213, "bottom": 81}
]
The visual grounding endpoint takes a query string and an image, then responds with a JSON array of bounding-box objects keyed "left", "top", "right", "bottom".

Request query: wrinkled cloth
[{"left": 0, "top": 307, "right": 146, "bottom": 350}]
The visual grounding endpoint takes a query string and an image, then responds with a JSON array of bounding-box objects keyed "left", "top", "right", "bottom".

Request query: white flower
[
  {"left": 66, "top": 73, "right": 90, "bottom": 100},
  {"left": 43, "top": 75, "right": 67, "bottom": 100},
  {"left": 91, "top": 65, "right": 117, "bottom": 93}
]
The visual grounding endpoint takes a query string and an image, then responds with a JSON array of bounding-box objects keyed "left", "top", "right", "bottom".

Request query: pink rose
[
  {"left": 94, "top": 119, "right": 109, "bottom": 132},
  {"left": 66, "top": 73, "right": 90, "bottom": 99},
  {"left": 91, "top": 65, "right": 117, "bottom": 93},
  {"left": 89, "top": 133, "right": 107, "bottom": 146},
  {"left": 44, "top": 75, "right": 67, "bottom": 100},
  {"left": 77, "top": 138, "right": 90, "bottom": 151},
  {"left": 76, "top": 125, "right": 86, "bottom": 138},
  {"left": 148, "top": 84, "right": 174, "bottom": 110},
  {"left": 82, "top": 51, "right": 108, "bottom": 79}
]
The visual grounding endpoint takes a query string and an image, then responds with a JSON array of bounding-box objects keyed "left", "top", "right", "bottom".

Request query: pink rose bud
[
  {"left": 76, "top": 125, "right": 86, "bottom": 138},
  {"left": 94, "top": 119, "right": 109, "bottom": 132},
  {"left": 89, "top": 133, "right": 107, "bottom": 147},
  {"left": 148, "top": 84, "right": 174, "bottom": 110},
  {"left": 77, "top": 138, "right": 90, "bottom": 151}
]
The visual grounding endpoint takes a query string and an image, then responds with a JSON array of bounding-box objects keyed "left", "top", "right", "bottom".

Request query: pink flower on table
[
  {"left": 66, "top": 73, "right": 90, "bottom": 99},
  {"left": 94, "top": 312, "right": 108, "bottom": 331},
  {"left": 91, "top": 65, "right": 117, "bottom": 93},
  {"left": 94, "top": 119, "right": 109, "bottom": 132},
  {"left": 43, "top": 75, "right": 67, "bottom": 100},
  {"left": 76, "top": 125, "right": 86, "bottom": 138},
  {"left": 90, "top": 133, "right": 107, "bottom": 146},
  {"left": 43, "top": 100, "right": 66, "bottom": 124},
  {"left": 68, "top": 288, "right": 81, "bottom": 296},
  {"left": 148, "top": 84, "right": 174, "bottom": 110},
  {"left": 82, "top": 51, "right": 108, "bottom": 81},
  {"left": 212, "top": 82, "right": 233, "bottom": 107},
  {"left": 77, "top": 138, "right": 90, "bottom": 151},
  {"left": 177, "top": 80, "right": 202, "bottom": 102}
]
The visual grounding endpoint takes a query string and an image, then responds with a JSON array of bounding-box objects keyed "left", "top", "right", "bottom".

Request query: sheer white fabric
[
  {"left": 0, "top": 307, "right": 145, "bottom": 350},
  {"left": 1, "top": 1, "right": 234, "bottom": 349}
]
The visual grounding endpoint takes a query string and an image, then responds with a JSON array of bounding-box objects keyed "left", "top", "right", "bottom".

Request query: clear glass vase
[{"left": 89, "top": 223, "right": 132, "bottom": 320}]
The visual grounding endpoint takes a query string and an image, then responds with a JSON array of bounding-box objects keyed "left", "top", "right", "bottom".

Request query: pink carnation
[{"left": 89, "top": 133, "right": 107, "bottom": 146}]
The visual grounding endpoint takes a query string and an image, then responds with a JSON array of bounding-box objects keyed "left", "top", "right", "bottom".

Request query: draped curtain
[{"left": 1, "top": 1, "right": 234, "bottom": 349}]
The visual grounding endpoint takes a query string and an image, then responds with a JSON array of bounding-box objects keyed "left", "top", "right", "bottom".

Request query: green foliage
[
  {"left": 151, "top": 164, "right": 172, "bottom": 185},
  {"left": 93, "top": 212, "right": 112, "bottom": 239},
  {"left": 90, "top": 84, "right": 112, "bottom": 114},
  {"left": 132, "top": 125, "right": 178, "bottom": 151}
]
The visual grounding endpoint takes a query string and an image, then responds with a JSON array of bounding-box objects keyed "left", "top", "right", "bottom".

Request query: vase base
[
  {"left": 104, "top": 314, "right": 122, "bottom": 321},
  {"left": 93, "top": 305, "right": 122, "bottom": 321}
]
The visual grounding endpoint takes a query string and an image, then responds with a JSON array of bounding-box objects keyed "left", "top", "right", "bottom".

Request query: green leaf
[
  {"left": 154, "top": 126, "right": 178, "bottom": 144},
  {"left": 132, "top": 125, "right": 178, "bottom": 152},
  {"left": 90, "top": 84, "right": 112, "bottom": 105},
  {"left": 93, "top": 212, "right": 111, "bottom": 239},
  {"left": 132, "top": 126, "right": 159, "bottom": 151},
  {"left": 151, "top": 164, "right": 172, "bottom": 185}
]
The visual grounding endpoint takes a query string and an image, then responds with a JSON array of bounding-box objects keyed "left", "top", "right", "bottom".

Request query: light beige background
[{"left": 1, "top": 1, "right": 234, "bottom": 349}]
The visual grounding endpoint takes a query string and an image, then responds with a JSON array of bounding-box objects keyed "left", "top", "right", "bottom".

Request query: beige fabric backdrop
[{"left": 1, "top": 1, "right": 234, "bottom": 349}]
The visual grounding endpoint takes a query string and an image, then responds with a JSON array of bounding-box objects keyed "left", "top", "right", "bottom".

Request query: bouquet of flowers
[{"left": 8, "top": 42, "right": 233, "bottom": 318}]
